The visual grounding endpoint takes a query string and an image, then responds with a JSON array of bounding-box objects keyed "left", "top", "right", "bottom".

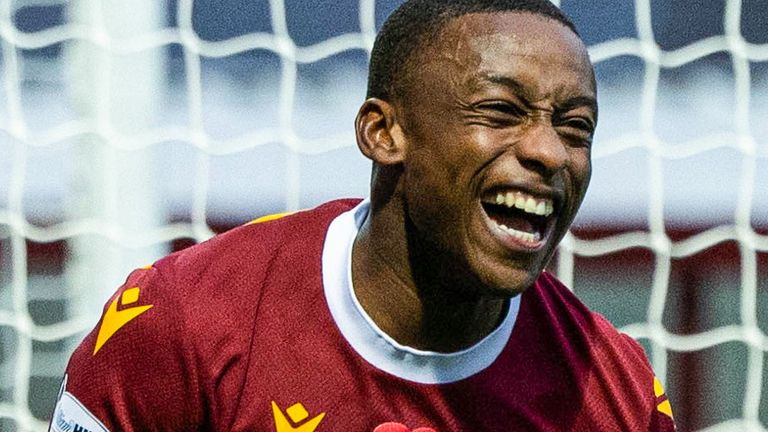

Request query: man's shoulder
[
  {"left": 533, "top": 273, "right": 630, "bottom": 332},
  {"left": 130, "top": 198, "right": 358, "bottom": 332},
  {"left": 154, "top": 198, "right": 361, "bottom": 299},
  {"left": 530, "top": 272, "right": 653, "bottom": 372},
  {"left": 521, "top": 273, "right": 674, "bottom": 429},
  {"left": 79, "top": 198, "right": 360, "bottom": 363},
  {"left": 163, "top": 198, "right": 359, "bottom": 262},
  {"left": 56, "top": 199, "right": 362, "bottom": 430}
]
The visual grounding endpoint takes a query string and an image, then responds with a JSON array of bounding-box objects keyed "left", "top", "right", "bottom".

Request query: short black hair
[{"left": 367, "top": 0, "right": 579, "bottom": 101}]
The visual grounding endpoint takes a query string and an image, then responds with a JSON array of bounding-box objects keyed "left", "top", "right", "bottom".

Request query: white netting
[{"left": 0, "top": 0, "right": 766, "bottom": 431}]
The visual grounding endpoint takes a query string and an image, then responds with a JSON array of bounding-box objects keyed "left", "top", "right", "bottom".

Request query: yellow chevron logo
[
  {"left": 93, "top": 287, "right": 153, "bottom": 355},
  {"left": 654, "top": 377, "right": 674, "bottom": 419},
  {"left": 271, "top": 401, "right": 325, "bottom": 432}
]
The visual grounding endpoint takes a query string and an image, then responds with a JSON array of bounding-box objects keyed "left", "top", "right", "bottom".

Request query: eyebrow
[{"left": 480, "top": 74, "right": 598, "bottom": 116}]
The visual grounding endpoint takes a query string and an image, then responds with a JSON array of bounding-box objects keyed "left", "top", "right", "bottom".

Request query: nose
[{"left": 514, "top": 123, "right": 568, "bottom": 179}]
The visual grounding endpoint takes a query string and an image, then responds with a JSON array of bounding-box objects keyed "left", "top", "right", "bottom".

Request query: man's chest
[{"left": 222, "top": 332, "right": 605, "bottom": 432}]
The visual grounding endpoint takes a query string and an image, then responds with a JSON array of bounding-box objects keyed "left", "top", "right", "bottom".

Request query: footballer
[{"left": 50, "top": 0, "right": 676, "bottom": 431}]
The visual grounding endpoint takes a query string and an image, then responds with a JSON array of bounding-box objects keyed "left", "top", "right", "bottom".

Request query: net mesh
[{"left": 0, "top": 0, "right": 766, "bottom": 430}]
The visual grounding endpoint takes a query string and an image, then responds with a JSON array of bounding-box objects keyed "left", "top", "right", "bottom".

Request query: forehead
[{"left": 413, "top": 12, "right": 595, "bottom": 100}]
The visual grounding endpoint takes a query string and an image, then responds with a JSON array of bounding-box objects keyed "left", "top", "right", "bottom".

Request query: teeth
[
  {"left": 514, "top": 195, "right": 526, "bottom": 210},
  {"left": 491, "top": 191, "right": 554, "bottom": 217},
  {"left": 505, "top": 191, "right": 515, "bottom": 207},
  {"left": 524, "top": 198, "right": 536, "bottom": 213},
  {"left": 497, "top": 224, "right": 541, "bottom": 243}
]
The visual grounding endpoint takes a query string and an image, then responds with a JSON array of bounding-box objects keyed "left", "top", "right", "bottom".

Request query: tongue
[{"left": 493, "top": 213, "right": 535, "bottom": 234}]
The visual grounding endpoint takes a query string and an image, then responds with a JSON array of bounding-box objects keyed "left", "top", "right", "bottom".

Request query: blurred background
[{"left": 0, "top": 0, "right": 766, "bottom": 431}]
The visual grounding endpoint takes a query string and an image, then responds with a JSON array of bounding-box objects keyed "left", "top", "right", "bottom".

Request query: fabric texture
[{"left": 53, "top": 199, "right": 676, "bottom": 432}]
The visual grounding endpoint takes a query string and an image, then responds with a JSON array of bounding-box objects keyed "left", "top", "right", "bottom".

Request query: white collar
[{"left": 322, "top": 199, "right": 520, "bottom": 384}]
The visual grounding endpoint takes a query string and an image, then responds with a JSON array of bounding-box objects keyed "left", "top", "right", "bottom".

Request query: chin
[{"left": 470, "top": 261, "right": 542, "bottom": 299}]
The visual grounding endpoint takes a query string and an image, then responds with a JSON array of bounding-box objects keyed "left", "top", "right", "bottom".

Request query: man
[{"left": 50, "top": 0, "right": 676, "bottom": 431}]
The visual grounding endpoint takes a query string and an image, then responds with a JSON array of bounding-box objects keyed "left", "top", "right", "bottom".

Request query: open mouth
[{"left": 480, "top": 190, "right": 555, "bottom": 245}]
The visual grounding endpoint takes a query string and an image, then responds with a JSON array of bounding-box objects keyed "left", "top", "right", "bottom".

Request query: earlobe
[{"left": 355, "top": 98, "right": 406, "bottom": 165}]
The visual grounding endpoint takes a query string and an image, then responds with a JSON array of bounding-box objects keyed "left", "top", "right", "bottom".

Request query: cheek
[
  {"left": 472, "top": 127, "right": 515, "bottom": 155},
  {"left": 406, "top": 139, "right": 477, "bottom": 193},
  {"left": 572, "top": 152, "right": 592, "bottom": 192},
  {"left": 404, "top": 150, "right": 450, "bottom": 194},
  {"left": 564, "top": 151, "right": 592, "bottom": 207},
  {"left": 402, "top": 149, "right": 475, "bottom": 231},
  {"left": 401, "top": 122, "right": 502, "bottom": 209}
]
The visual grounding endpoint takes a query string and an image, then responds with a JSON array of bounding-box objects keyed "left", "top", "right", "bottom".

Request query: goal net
[{"left": 0, "top": 0, "right": 766, "bottom": 431}]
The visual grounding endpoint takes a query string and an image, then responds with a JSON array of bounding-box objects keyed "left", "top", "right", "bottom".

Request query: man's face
[{"left": 396, "top": 12, "right": 596, "bottom": 296}]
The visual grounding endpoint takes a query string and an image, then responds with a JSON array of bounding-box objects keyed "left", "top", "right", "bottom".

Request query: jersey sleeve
[
  {"left": 49, "top": 265, "right": 206, "bottom": 432},
  {"left": 620, "top": 334, "right": 677, "bottom": 432}
]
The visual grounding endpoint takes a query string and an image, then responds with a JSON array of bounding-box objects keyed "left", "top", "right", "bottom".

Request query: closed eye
[
  {"left": 561, "top": 117, "right": 594, "bottom": 133},
  {"left": 476, "top": 101, "right": 526, "bottom": 117},
  {"left": 554, "top": 116, "right": 595, "bottom": 146}
]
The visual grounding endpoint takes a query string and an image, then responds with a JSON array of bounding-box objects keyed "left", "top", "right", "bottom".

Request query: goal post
[{"left": 63, "top": 0, "right": 169, "bottom": 334}]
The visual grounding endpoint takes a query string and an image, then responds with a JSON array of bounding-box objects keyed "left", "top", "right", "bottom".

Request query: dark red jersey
[{"left": 50, "top": 199, "right": 676, "bottom": 432}]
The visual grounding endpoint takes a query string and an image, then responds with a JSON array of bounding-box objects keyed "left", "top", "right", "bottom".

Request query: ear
[{"left": 355, "top": 98, "right": 406, "bottom": 165}]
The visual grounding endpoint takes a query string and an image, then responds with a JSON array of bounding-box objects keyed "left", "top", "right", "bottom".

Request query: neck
[{"left": 351, "top": 197, "right": 509, "bottom": 353}]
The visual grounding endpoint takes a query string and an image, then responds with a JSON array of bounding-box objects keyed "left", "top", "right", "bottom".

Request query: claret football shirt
[{"left": 50, "top": 199, "right": 676, "bottom": 431}]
